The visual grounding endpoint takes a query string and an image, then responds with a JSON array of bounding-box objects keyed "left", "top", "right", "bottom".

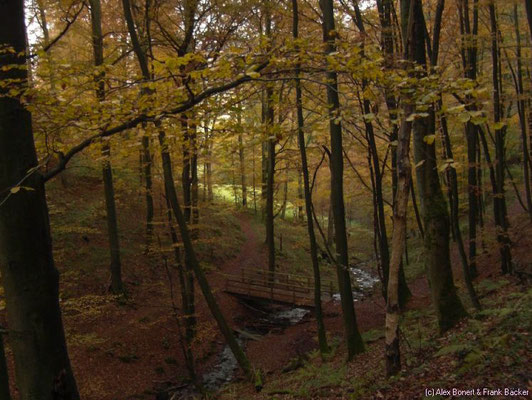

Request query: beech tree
[
  {"left": 401, "top": 0, "right": 467, "bottom": 333},
  {"left": 0, "top": 2, "right": 79, "bottom": 398},
  {"left": 319, "top": 0, "right": 364, "bottom": 359}
]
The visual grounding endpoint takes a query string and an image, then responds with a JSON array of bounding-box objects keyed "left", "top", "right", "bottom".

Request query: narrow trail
[{"left": 217, "top": 214, "right": 266, "bottom": 277}]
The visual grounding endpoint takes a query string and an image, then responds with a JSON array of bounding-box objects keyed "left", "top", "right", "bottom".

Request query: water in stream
[
  {"left": 332, "top": 266, "right": 380, "bottom": 301},
  {"left": 202, "top": 339, "right": 242, "bottom": 391},
  {"left": 201, "top": 306, "right": 310, "bottom": 392}
]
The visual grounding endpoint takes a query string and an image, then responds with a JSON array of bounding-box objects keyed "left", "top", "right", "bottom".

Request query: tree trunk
[
  {"left": 0, "top": 3, "right": 79, "bottom": 398},
  {"left": 0, "top": 331, "right": 10, "bottom": 400},
  {"left": 141, "top": 129, "right": 154, "bottom": 252},
  {"left": 319, "top": 0, "right": 364, "bottom": 359},
  {"left": 385, "top": 107, "right": 413, "bottom": 378},
  {"left": 489, "top": 2, "right": 513, "bottom": 274},
  {"left": 327, "top": 198, "right": 334, "bottom": 248},
  {"left": 263, "top": 2, "right": 276, "bottom": 283},
  {"left": 206, "top": 125, "right": 214, "bottom": 202},
  {"left": 513, "top": 4, "right": 532, "bottom": 220},
  {"left": 458, "top": 0, "right": 480, "bottom": 278},
  {"left": 165, "top": 197, "right": 197, "bottom": 385},
  {"left": 525, "top": 0, "right": 532, "bottom": 41},
  {"left": 440, "top": 102, "right": 481, "bottom": 310},
  {"left": 403, "top": 0, "right": 467, "bottom": 333},
  {"left": 297, "top": 166, "right": 304, "bottom": 221},
  {"left": 181, "top": 115, "right": 197, "bottom": 339},
  {"left": 158, "top": 130, "right": 256, "bottom": 382},
  {"left": 266, "top": 133, "right": 276, "bottom": 282},
  {"left": 238, "top": 111, "right": 247, "bottom": 207},
  {"left": 351, "top": 0, "right": 410, "bottom": 307},
  {"left": 280, "top": 168, "right": 288, "bottom": 220},
  {"left": 293, "top": 0, "right": 329, "bottom": 355},
  {"left": 90, "top": 0, "right": 124, "bottom": 294}
]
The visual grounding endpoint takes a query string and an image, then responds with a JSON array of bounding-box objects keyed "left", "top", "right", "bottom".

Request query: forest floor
[{"left": 1, "top": 166, "right": 530, "bottom": 400}]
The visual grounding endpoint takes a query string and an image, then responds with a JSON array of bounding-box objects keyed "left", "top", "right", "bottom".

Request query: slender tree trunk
[
  {"left": 513, "top": 4, "right": 532, "bottom": 219},
  {"left": 0, "top": 331, "right": 10, "bottom": 400},
  {"left": 141, "top": 128, "right": 154, "bottom": 251},
  {"left": 263, "top": 2, "right": 276, "bottom": 283},
  {"left": 319, "top": 0, "right": 364, "bottom": 359},
  {"left": 293, "top": 0, "right": 329, "bottom": 355},
  {"left": 352, "top": 0, "right": 410, "bottom": 306},
  {"left": 206, "top": 126, "right": 214, "bottom": 202},
  {"left": 459, "top": 0, "right": 480, "bottom": 278},
  {"left": 410, "top": 180, "right": 424, "bottom": 237},
  {"left": 327, "top": 197, "right": 334, "bottom": 247},
  {"left": 0, "top": 3, "right": 79, "bottom": 398},
  {"left": 439, "top": 103, "right": 481, "bottom": 310},
  {"left": 90, "top": 0, "right": 124, "bottom": 294},
  {"left": 297, "top": 166, "right": 304, "bottom": 221},
  {"left": 238, "top": 111, "right": 247, "bottom": 207},
  {"left": 489, "top": 2, "right": 513, "bottom": 274},
  {"left": 403, "top": 0, "right": 467, "bottom": 333},
  {"left": 158, "top": 129, "right": 256, "bottom": 383},
  {"left": 525, "top": 0, "right": 532, "bottom": 41},
  {"left": 280, "top": 167, "right": 288, "bottom": 220},
  {"left": 186, "top": 116, "right": 198, "bottom": 337},
  {"left": 121, "top": 0, "right": 154, "bottom": 252},
  {"left": 266, "top": 132, "right": 276, "bottom": 282},
  {"left": 385, "top": 107, "right": 413, "bottom": 378},
  {"left": 165, "top": 197, "right": 197, "bottom": 385},
  {"left": 191, "top": 120, "right": 199, "bottom": 226}
]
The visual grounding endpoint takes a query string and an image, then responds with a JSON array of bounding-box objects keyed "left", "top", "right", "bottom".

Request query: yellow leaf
[{"left": 423, "top": 135, "right": 436, "bottom": 145}]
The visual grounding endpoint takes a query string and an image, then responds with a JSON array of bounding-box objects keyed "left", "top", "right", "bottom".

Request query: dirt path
[{"left": 215, "top": 214, "right": 266, "bottom": 277}]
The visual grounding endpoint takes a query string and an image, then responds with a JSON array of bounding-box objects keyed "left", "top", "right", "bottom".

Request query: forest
[{"left": 0, "top": 0, "right": 531, "bottom": 399}]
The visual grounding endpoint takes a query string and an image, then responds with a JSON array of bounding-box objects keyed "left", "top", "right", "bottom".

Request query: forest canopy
[{"left": 0, "top": 0, "right": 530, "bottom": 398}]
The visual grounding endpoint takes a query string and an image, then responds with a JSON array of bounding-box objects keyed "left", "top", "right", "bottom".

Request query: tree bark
[
  {"left": 403, "top": 0, "right": 467, "bottom": 333},
  {"left": 352, "top": 0, "right": 410, "bottom": 307},
  {"left": 181, "top": 115, "right": 197, "bottom": 340},
  {"left": 140, "top": 126, "right": 154, "bottom": 252},
  {"left": 238, "top": 111, "right": 247, "bottom": 207},
  {"left": 90, "top": 0, "right": 124, "bottom": 294},
  {"left": 489, "top": 2, "right": 513, "bottom": 274},
  {"left": 319, "top": 0, "right": 364, "bottom": 359},
  {"left": 122, "top": 0, "right": 154, "bottom": 251},
  {"left": 263, "top": 1, "right": 276, "bottom": 283},
  {"left": 293, "top": 0, "right": 329, "bottom": 356},
  {"left": 458, "top": 0, "right": 480, "bottom": 278},
  {"left": 513, "top": 4, "right": 532, "bottom": 220},
  {"left": 0, "top": 331, "right": 10, "bottom": 400},
  {"left": 386, "top": 108, "right": 412, "bottom": 378},
  {"left": 439, "top": 103, "right": 481, "bottom": 310},
  {"left": 0, "top": 3, "right": 79, "bottom": 398},
  {"left": 158, "top": 130, "right": 255, "bottom": 382},
  {"left": 525, "top": 0, "right": 532, "bottom": 41}
]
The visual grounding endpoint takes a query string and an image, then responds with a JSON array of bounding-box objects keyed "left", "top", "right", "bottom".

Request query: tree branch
[{"left": 43, "top": 62, "right": 268, "bottom": 182}]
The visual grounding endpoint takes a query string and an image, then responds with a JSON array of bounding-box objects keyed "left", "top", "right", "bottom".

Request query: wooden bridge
[{"left": 224, "top": 268, "right": 335, "bottom": 307}]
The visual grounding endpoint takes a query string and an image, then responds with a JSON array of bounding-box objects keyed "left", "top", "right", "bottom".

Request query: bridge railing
[{"left": 224, "top": 267, "right": 336, "bottom": 305}]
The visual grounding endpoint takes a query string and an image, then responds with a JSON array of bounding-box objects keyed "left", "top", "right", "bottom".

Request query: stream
[
  {"left": 165, "top": 266, "right": 378, "bottom": 399},
  {"left": 332, "top": 265, "right": 380, "bottom": 301},
  {"left": 202, "top": 306, "right": 310, "bottom": 391}
]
